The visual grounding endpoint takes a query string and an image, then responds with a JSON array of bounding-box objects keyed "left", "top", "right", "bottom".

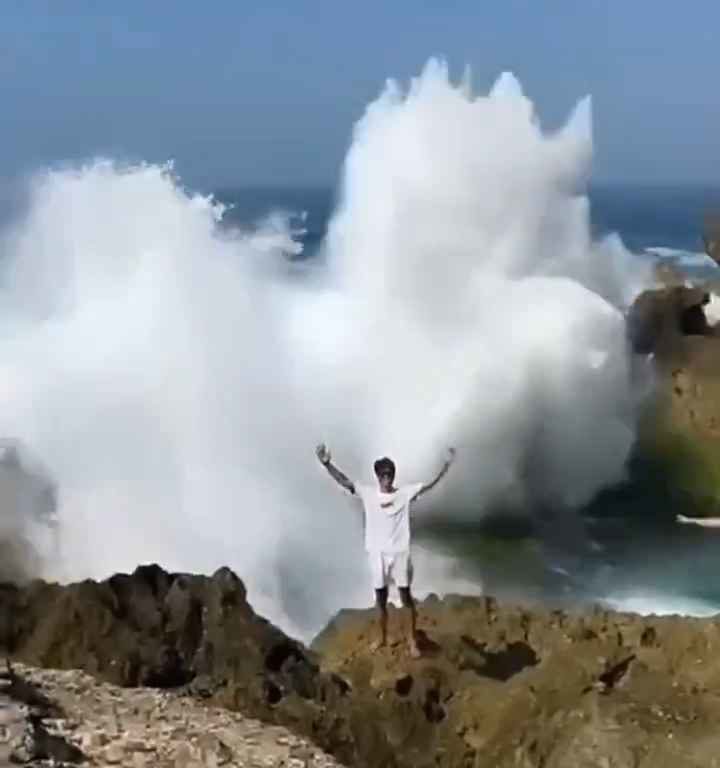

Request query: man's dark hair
[{"left": 374, "top": 457, "right": 396, "bottom": 478}]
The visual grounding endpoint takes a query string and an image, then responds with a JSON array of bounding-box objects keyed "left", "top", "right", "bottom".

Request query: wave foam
[
  {"left": 0, "top": 62, "right": 651, "bottom": 635},
  {"left": 603, "top": 592, "right": 720, "bottom": 618}
]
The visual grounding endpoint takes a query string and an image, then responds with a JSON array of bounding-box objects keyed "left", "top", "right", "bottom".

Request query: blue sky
[{"left": 2, "top": 1, "right": 719, "bottom": 187}]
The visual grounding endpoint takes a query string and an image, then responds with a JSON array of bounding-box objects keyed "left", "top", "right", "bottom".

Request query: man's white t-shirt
[{"left": 355, "top": 483, "right": 424, "bottom": 553}]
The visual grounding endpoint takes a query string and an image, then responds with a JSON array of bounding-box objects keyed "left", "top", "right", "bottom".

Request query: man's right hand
[{"left": 316, "top": 443, "right": 331, "bottom": 466}]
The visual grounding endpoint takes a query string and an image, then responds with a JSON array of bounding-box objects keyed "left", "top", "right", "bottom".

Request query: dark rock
[
  {"left": 0, "top": 566, "right": 365, "bottom": 765},
  {"left": 2, "top": 663, "right": 85, "bottom": 765},
  {"left": 627, "top": 285, "right": 715, "bottom": 357},
  {"left": 0, "top": 565, "right": 320, "bottom": 707}
]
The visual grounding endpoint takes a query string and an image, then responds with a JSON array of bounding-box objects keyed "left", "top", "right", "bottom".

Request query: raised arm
[
  {"left": 677, "top": 514, "right": 720, "bottom": 528},
  {"left": 316, "top": 443, "right": 355, "bottom": 494},
  {"left": 414, "top": 448, "right": 456, "bottom": 500}
]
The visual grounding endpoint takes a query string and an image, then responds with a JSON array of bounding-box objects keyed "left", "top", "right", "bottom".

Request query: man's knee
[
  {"left": 375, "top": 587, "right": 389, "bottom": 609},
  {"left": 399, "top": 587, "right": 414, "bottom": 607}
]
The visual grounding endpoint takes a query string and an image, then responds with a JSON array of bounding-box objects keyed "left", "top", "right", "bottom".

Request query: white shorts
[{"left": 367, "top": 551, "right": 413, "bottom": 591}]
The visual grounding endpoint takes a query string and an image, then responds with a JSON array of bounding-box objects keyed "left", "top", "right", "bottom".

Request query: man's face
[{"left": 376, "top": 470, "right": 394, "bottom": 492}]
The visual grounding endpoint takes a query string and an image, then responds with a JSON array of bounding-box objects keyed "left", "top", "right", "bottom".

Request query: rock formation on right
[{"left": 627, "top": 214, "right": 720, "bottom": 515}]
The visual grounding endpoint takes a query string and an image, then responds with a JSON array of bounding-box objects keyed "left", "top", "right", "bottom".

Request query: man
[{"left": 316, "top": 443, "right": 455, "bottom": 657}]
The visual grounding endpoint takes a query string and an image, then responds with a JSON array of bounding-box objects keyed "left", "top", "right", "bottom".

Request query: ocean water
[{"left": 217, "top": 183, "right": 720, "bottom": 271}]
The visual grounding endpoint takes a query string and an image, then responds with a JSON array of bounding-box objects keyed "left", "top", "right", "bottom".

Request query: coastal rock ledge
[{"left": 4, "top": 565, "right": 720, "bottom": 767}]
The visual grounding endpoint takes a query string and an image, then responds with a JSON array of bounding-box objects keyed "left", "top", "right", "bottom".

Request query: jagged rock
[
  {"left": 313, "top": 597, "right": 720, "bottom": 767},
  {"left": 628, "top": 215, "right": 720, "bottom": 358},
  {"left": 10, "top": 565, "right": 720, "bottom": 765},
  {"left": 0, "top": 564, "right": 299, "bottom": 694},
  {"left": 626, "top": 284, "right": 716, "bottom": 357},
  {"left": 625, "top": 223, "right": 720, "bottom": 511},
  {"left": 3, "top": 662, "right": 343, "bottom": 767},
  {"left": 0, "top": 566, "right": 358, "bottom": 763},
  {"left": 1, "top": 664, "right": 84, "bottom": 766}
]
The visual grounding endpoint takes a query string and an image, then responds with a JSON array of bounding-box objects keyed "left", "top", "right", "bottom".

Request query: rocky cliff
[
  {"left": 0, "top": 564, "right": 379, "bottom": 767},
  {"left": 626, "top": 222, "right": 720, "bottom": 514},
  {"left": 314, "top": 597, "right": 720, "bottom": 768},
  {"left": 4, "top": 565, "right": 720, "bottom": 767}
]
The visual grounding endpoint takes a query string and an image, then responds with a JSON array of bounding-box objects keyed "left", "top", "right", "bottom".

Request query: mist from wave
[{"left": 0, "top": 60, "right": 661, "bottom": 636}]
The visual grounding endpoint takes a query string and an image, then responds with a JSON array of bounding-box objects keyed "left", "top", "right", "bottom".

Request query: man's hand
[
  {"left": 414, "top": 447, "right": 456, "bottom": 500},
  {"left": 676, "top": 514, "right": 692, "bottom": 524},
  {"left": 316, "top": 443, "right": 331, "bottom": 466},
  {"left": 316, "top": 443, "right": 355, "bottom": 494}
]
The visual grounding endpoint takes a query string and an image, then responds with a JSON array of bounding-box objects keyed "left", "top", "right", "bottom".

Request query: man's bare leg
[
  {"left": 399, "top": 587, "right": 420, "bottom": 658},
  {"left": 371, "top": 587, "right": 388, "bottom": 651}
]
